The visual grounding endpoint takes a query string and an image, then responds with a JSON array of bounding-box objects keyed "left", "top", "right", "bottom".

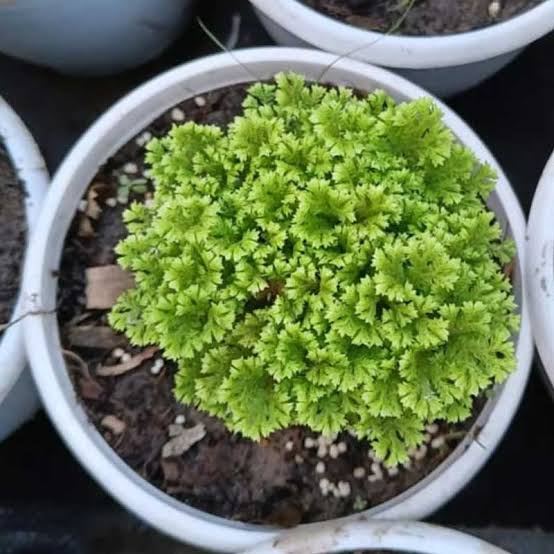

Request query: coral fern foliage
[{"left": 110, "top": 73, "right": 518, "bottom": 465}]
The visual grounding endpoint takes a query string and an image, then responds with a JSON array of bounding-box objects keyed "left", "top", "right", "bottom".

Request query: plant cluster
[{"left": 110, "top": 73, "right": 518, "bottom": 465}]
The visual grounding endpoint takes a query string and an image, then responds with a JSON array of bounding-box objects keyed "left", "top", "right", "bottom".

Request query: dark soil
[
  {"left": 58, "top": 83, "right": 484, "bottom": 525},
  {"left": 0, "top": 139, "right": 26, "bottom": 335},
  {"left": 303, "top": 0, "right": 544, "bottom": 35}
]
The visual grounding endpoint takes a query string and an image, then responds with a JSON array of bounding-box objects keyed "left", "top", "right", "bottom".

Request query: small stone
[
  {"left": 319, "top": 478, "right": 330, "bottom": 496},
  {"left": 135, "top": 131, "right": 153, "bottom": 147},
  {"left": 171, "top": 107, "right": 185, "bottom": 121},
  {"left": 175, "top": 414, "right": 186, "bottom": 425},
  {"left": 105, "top": 197, "right": 117, "bottom": 208},
  {"left": 315, "top": 461, "right": 326, "bottom": 474},
  {"left": 294, "top": 454, "right": 304, "bottom": 464},
  {"left": 123, "top": 162, "right": 138, "bottom": 174},
  {"left": 403, "top": 459, "right": 412, "bottom": 471},
  {"left": 285, "top": 440, "right": 294, "bottom": 451},
  {"left": 78, "top": 200, "right": 88, "bottom": 212},
  {"left": 337, "top": 441, "right": 347, "bottom": 453},
  {"left": 368, "top": 474, "right": 382, "bottom": 483},
  {"left": 424, "top": 433, "right": 433, "bottom": 443},
  {"left": 194, "top": 95, "right": 207, "bottom": 107},
  {"left": 329, "top": 444, "right": 339, "bottom": 459},
  {"left": 388, "top": 466, "right": 399, "bottom": 477},
  {"left": 121, "top": 353, "right": 132, "bottom": 363},
  {"left": 150, "top": 358, "right": 164, "bottom": 375},
  {"left": 317, "top": 444, "right": 328, "bottom": 458},
  {"left": 414, "top": 445, "right": 428, "bottom": 461},
  {"left": 112, "top": 347, "right": 125, "bottom": 359},
  {"left": 426, "top": 423, "right": 439, "bottom": 434},
  {"left": 407, "top": 446, "right": 418, "bottom": 458},
  {"left": 370, "top": 462, "right": 383, "bottom": 480},
  {"left": 488, "top": 0, "right": 501, "bottom": 17},
  {"left": 367, "top": 449, "right": 376, "bottom": 460},
  {"left": 353, "top": 467, "right": 366, "bottom": 479},
  {"left": 101, "top": 415, "right": 126, "bottom": 435},
  {"left": 304, "top": 437, "right": 316, "bottom": 449},
  {"left": 337, "top": 481, "right": 351, "bottom": 497},
  {"left": 431, "top": 436, "right": 446, "bottom": 449}
]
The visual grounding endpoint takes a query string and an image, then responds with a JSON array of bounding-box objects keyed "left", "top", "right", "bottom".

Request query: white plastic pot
[
  {"left": 240, "top": 520, "right": 509, "bottom": 553},
  {"left": 22, "top": 47, "right": 532, "bottom": 552},
  {"left": 0, "top": 0, "right": 194, "bottom": 76},
  {"left": 527, "top": 151, "right": 554, "bottom": 388},
  {"left": 0, "top": 96, "right": 48, "bottom": 441},
  {"left": 249, "top": 0, "right": 554, "bottom": 97}
]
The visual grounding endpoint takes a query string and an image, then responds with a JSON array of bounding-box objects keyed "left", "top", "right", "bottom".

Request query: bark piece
[
  {"left": 96, "top": 345, "right": 158, "bottom": 377},
  {"left": 68, "top": 325, "right": 126, "bottom": 350},
  {"left": 162, "top": 423, "right": 206, "bottom": 459},
  {"left": 85, "top": 264, "right": 135, "bottom": 309},
  {"left": 101, "top": 415, "right": 126, "bottom": 435}
]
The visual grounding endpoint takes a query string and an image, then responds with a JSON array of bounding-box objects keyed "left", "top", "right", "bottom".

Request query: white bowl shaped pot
[
  {"left": 249, "top": 0, "right": 554, "bottom": 97},
  {"left": 0, "top": 0, "right": 194, "bottom": 76},
  {"left": 22, "top": 47, "right": 532, "bottom": 552},
  {"left": 0, "top": 96, "right": 48, "bottom": 441},
  {"left": 527, "top": 151, "right": 554, "bottom": 390},
  {"left": 240, "top": 520, "right": 509, "bottom": 554}
]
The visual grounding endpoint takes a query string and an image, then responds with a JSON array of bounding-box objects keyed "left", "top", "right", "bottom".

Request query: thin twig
[
  {"left": 197, "top": 18, "right": 261, "bottom": 81},
  {"left": 0, "top": 308, "right": 56, "bottom": 333},
  {"left": 316, "top": 0, "right": 417, "bottom": 83}
]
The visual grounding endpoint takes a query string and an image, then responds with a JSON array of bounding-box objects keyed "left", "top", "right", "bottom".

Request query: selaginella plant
[{"left": 109, "top": 73, "right": 518, "bottom": 465}]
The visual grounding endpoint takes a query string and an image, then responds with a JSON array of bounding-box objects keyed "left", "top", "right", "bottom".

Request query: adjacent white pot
[
  {"left": 527, "top": 151, "right": 554, "bottom": 389},
  {"left": 240, "top": 520, "right": 509, "bottom": 553},
  {"left": 0, "top": 0, "right": 194, "bottom": 76},
  {"left": 0, "top": 96, "right": 48, "bottom": 441},
  {"left": 22, "top": 47, "right": 532, "bottom": 552},
  {"left": 249, "top": 0, "right": 554, "bottom": 97}
]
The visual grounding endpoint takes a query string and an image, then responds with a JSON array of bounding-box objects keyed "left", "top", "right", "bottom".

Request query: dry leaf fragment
[
  {"left": 168, "top": 424, "right": 185, "bottom": 437},
  {"left": 68, "top": 325, "right": 127, "bottom": 350},
  {"left": 96, "top": 345, "right": 158, "bottom": 377},
  {"left": 85, "top": 265, "right": 135, "bottom": 309},
  {"left": 78, "top": 216, "right": 95, "bottom": 238},
  {"left": 85, "top": 184, "right": 103, "bottom": 220},
  {"left": 101, "top": 415, "right": 126, "bottom": 435},
  {"left": 162, "top": 423, "right": 206, "bottom": 459}
]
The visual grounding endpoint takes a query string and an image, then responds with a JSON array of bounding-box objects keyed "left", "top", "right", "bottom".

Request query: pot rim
[
  {"left": 22, "top": 47, "right": 533, "bottom": 552},
  {"left": 0, "top": 95, "right": 48, "bottom": 406},
  {"left": 249, "top": 0, "right": 554, "bottom": 69},
  {"left": 526, "top": 150, "right": 554, "bottom": 388},
  {"left": 239, "top": 519, "right": 508, "bottom": 553}
]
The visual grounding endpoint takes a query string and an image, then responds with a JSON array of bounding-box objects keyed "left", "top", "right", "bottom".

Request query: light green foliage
[{"left": 110, "top": 73, "right": 518, "bottom": 465}]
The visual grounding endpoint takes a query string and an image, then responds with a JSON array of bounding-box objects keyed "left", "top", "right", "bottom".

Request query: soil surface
[
  {"left": 303, "top": 0, "right": 544, "bottom": 35},
  {"left": 58, "top": 83, "right": 484, "bottom": 525},
  {"left": 0, "top": 139, "right": 26, "bottom": 335}
]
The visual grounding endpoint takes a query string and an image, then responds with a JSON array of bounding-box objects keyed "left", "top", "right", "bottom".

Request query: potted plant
[
  {"left": 0, "top": 95, "right": 48, "bottom": 441},
  {"left": 527, "top": 150, "right": 554, "bottom": 390},
  {"left": 0, "top": 0, "right": 194, "bottom": 76},
  {"left": 249, "top": 0, "right": 554, "bottom": 96},
  {"left": 22, "top": 47, "right": 532, "bottom": 552},
  {"left": 239, "top": 519, "right": 508, "bottom": 553}
]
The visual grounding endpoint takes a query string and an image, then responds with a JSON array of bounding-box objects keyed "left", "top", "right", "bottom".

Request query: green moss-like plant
[{"left": 109, "top": 73, "right": 518, "bottom": 465}]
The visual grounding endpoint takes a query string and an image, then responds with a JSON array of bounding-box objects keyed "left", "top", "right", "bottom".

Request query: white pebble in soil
[
  {"left": 285, "top": 440, "right": 294, "bottom": 452},
  {"left": 431, "top": 436, "right": 446, "bottom": 449},
  {"left": 112, "top": 347, "right": 125, "bottom": 359},
  {"left": 414, "top": 445, "right": 428, "bottom": 461},
  {"left": 337, "top": 441, "right": 347, "bottom": 454},
  {"left": 78, "top": 200, "right": 88, "bottom": 212},
  {"left": 194, "top": 95, "right": 207, "bottom": 107},
  {"left": 368, "top": 462, "right": 384, "bottom": 483},
  {"left": 120, "top": 353, "right": 132, "bottom": 363},
  {"left": 304, "top": 437, "right": 315, "bottom": 449},
  {"left": 319, "top": 478, "right": 330, "bottom": 496},
  {"left": 123, "top": 162, "right": 138, "bottom": 174},
  {"left": 315, "top": 461, "right": 326, "bottom": 474},
  {"left": 174, "top": 414, "right": 186, "bottom": 425},
  {"left": 426, "top": 423, "right": 439, "bottom": 435},
  {"left": 105, "top": 197, "right": 117, "bottom": 208},
  {"left": 488, "top": 0, "right": 501, "bottom": 18},
  {"left": 317, "top": 444, "right": 328, "bottom": 458},
  {"left": 329, "top": 444, "right": 339, "bottom": 459},
  {"left": 337, "top": 481, "right": 351, "bottom": 498},
  {"left": 294, "top": 454, "right": 304, "bottom": 464},
  {"left": 135, "top": 131, "right": 153, "bottom": 147},
  {"left": 388, "top": 466, "right": 399, "bottom": 477},
  {"left": 353, "top": 467, "right": 366, "bottom": 479},
  {"left": 150, "top": 358, "right": 164, "bottom": 375},
  {"left": 171, "top": 107, "right": 185, "bottom": 122}
]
